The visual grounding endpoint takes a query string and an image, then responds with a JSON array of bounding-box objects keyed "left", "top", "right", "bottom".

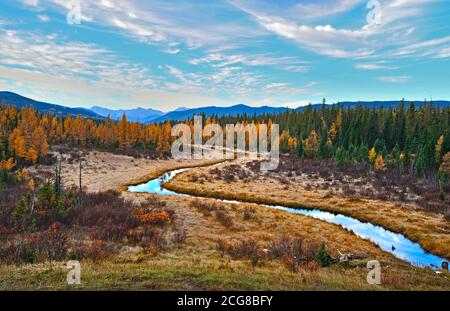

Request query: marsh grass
[{"left": 164, "top": 165, "right": 450, "bottom": 260}]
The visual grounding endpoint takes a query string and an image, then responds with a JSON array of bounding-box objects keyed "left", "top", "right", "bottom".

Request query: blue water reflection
[
  {"left": 265, "top": 205, "right": 445, "bottom": 268},
  {"left": 128, "top": 169, "right": 188, "bottom": 195},
  {"left": 129, "top": 167, "right": 447, "bottom": 268}
]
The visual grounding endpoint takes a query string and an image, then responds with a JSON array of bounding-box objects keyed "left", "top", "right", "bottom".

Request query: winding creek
[{"left": 128, "top": 164, "right": 447, "bottom": 268}]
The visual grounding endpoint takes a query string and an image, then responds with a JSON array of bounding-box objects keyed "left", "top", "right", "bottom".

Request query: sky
[{"left": 0, "top": 0, "right": 449, "bottom": 112}]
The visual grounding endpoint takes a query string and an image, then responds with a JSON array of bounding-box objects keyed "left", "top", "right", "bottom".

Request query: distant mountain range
[
  {"left": 91, "top": 106, "right": 164, "bottom": 123},
  {"left": 0, "top": 91, "right": 101, "bottom": 119},
  {"left": 2, "top": 91, "right": 450, "bottom": 124},
  {"left": 146, "top": 100, "right": 450, "bottom": 122},
  {"left": 151, "top": 104, "right": 290, "bottom": 122}
]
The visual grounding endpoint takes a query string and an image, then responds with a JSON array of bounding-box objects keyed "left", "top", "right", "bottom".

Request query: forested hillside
[
  {"left": 1, "top": 99, "right": 449, "bottom": 183},
  {"left": 216, "top": 100, "right": 450, "bottom": 179}
]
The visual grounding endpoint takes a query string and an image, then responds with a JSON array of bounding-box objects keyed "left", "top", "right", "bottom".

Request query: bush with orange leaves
[
  {"left": 282, "top": 256, "right": 298, "bottom": 273},
  {"left": 135, "top": 208, "right": 171, "bottom": 226}
]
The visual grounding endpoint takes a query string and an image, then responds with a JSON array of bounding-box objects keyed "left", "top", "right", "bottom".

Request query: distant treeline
[
  {"left": 0, "top": 100, "right": 173, "bottom": 173},
  {"left": 210, "top": 100, "right": 450, "bottom": 178},
  {"left": 1, "top": 99, "right": 450, "bottom": 181}
]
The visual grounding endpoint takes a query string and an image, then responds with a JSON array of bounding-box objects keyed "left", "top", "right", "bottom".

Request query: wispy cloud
[
  {"left": 393, "top": 35, "right": 450, "bottom": 58},
  {"left": 294, "top": 0, "right": 365, "bottom": 19},
  {"left": 43, "top": 0, "right": 266, "bottom": 51},
  {"left": 189, "top": 53, "right": 302, "bottom": 68},
  {"left": 231, "top": 0, "right": 440, "bottom": 59},
  {"left": 20, "top": 0, "right": 39, "bottom": 7},
  {"left": 1, "top": 0, "right": 448, "bottom": 108},
  {"left": 37, "top": 14, "right": 50, "bottom": 22},
  {"left": 377, "top": 76, "right": 412, "bottom": 83},
  {"left": 355, "top": 63, "right": 398, "bottom": 70},
  {"left": 284, "top": 65, "right": 310, "bottom": 73},
  {"left": 164, "top": 48, "right": 181, "bottom": 55},
  {"left": 0, "top": 29, "right": 156, "bottom": 89},
  {"left": 230, "top": 1, "right": 374, "bottom": 58}
]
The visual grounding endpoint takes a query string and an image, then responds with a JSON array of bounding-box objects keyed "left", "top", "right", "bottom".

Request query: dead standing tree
[
  {"left": 53, "top": 156, "right": 63, "bottom": 198},
  {"left": 78, "top": 155, "right": 83, "bottom": 206}
]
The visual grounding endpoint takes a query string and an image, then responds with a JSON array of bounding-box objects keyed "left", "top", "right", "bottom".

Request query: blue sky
[{"left": 0, "top": 0, "right": 449, "bottom": 111}]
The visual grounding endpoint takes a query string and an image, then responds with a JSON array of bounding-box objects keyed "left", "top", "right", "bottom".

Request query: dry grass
[
  {"left": 2, "top": 194, "right": 449, "bottom": 290},
  {"left": 4, "top": 151, "right": 447, "bottom": 290},
  {"left": 2, "top": 253, "right": 449, "bottom": 291},
  {"left": 164, "top": 161, "right": 450, "bottom": 260},
  {"left": 29, "top": 150, "right": 222, "bottom": 194}
]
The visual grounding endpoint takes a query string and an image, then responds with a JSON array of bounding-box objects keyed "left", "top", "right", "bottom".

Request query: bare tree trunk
[{"left": 78, "top": 156, "right": 83, "bottom": 206}]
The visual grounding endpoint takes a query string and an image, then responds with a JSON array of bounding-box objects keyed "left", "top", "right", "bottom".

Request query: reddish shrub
[
  {"left": 0, "top": 223, "right": 68, "bottom": 264},
  {"left": 227, "top": 239, "right": 261, "bottom": 266},
  {"left": 444, "top": 211, "right": 450, "bottom": 222},
  {"left": 216, "top": 238, "right": 230, "bottom": 255},
  {"left": 83, "top": 240, "right": 108, "bottom": 262},
  {"left": 191, "top": 199, "right": 223, "bottom": 216},
  {"left": 283, "top": 255, "right": 298, "bottom": 273},
  {"left": 172, "top": 227, "right": 188, "bottom": 244},
  {"left": 242, "top": 207, "right": 257, "bottom": 220},
  {"left": 138, "top": 211, "right": 171, "bottom": 226},
  {"left": 215, "top": 210, "right": 233, "bottom": 228}
]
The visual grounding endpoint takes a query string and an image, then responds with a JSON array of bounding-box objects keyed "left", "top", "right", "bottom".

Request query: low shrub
[
  {"left": 172, "top": 227, "right": 188, "bottom": 244},
  {"left": 216, "top": 238, "right": 230, "bottom": 256},
  {"left": 227, "top": 239, "right": 261, "bottom": 266},
  {"left": 138, "top": 210, "right": 171, "bottom": 226},
  {"left": 215, "top": 235, "right": 331, "bottom": 272},
  {"left": 0, "top": 222, "right": 68, "bottom": 264},
  {"left": 215, "top": 210, "right": 233, "bottom": 228},
  {"left": 282, "top": 255, "right": 298, "bottom": 273},
  {"left": 189, "top": 175, "right": 199, "bottom": 183},
  {"left": 0, "top": 179, "right": 182, "bottom": 264},
  {"left": 242, "top": 207, "right": 257, "bottom": 220},
  {"left": 444, "top": 211, "right": 450, "bottom": 222},
  {"left": 82, "top": 240, "right": 108, "bottom": 262},
  {"left": 315, "top": 243, "right": 332, "bottom": 267},
  {"left": 191, "top": 199, "right": 223, "bottom": 216}
]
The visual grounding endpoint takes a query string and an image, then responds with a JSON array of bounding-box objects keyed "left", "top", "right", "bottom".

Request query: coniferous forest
[{"left": 2, "top": 99, "right": 450, "bottom": 183}]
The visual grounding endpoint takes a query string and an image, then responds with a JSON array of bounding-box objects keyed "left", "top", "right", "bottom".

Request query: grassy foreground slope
[
  {"left": 1, "top": 151, "right": 449, "bottom": 290},
  {"left": 165, "top": 159, "right": 450, "bottom": 260}
]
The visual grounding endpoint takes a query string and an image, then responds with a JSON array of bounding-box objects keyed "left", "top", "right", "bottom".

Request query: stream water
[{"left": 128, "top": 165, "right": 447, "bottom": 268}]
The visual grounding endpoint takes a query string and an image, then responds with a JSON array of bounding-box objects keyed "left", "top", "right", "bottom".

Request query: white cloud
[
  {"left": 165, "top": 65, "right": 187, "bottom": 82},
  {"left": 164, "top": 48, "right": 180, "bottom": 55},
  {"left": 189, "top": 52, "right": 302, "bottom": 68},
  {"left": 0, "top": 29, "right": 157, "bottom": 90},
  {"left": 37, "top": 14, "right": 50, "bottom": 22},
  {"left": 435, "top": 47, "right": 450, "bottom": 59},
  {"left": 355, "top": 63, "right": 398, "bottom": 70},
  {"left": 393, "top": 36, "right": 450, "bottom": 58},
  {"left": 21, "top": 0, "right": 39, "bottom": 7},
  {"left": 295, "top": 0, "right": 365, "bottom": 19},
  {"left": 230, "top": 3, "right": 375, "bottom": 58},
  {"left": 377, "top": 76, "right": 412, "bottom": 83},
  {"left": 43, "top": 0, "right": 265, "bottom": 49},
  {"left": 284, "top": 66, "right": 310, "bottom": 73},
  {"left": 231, "top": 0, "right": 440, "bottom": 59},
  {"left": 0, "top": 65, "right": 230, "bottom": 111},
  {"left": 265, "top": 82, "right": 289, "bottom": 90},
  {"left": 0, "top": 25, "right": 312, "bottom": 108}
]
